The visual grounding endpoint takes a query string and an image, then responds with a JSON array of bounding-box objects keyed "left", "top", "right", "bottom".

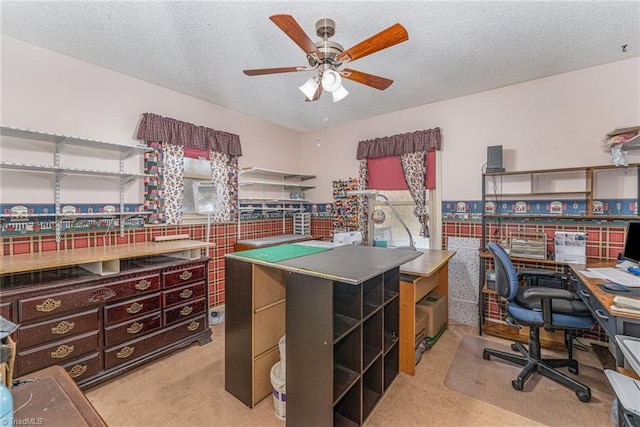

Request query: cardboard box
[
  {"left": 417, "top": 293, "right": 448, "bottom": 338},
  {"left": 414, "top": 305, "right": 430, "bottom": 345}
]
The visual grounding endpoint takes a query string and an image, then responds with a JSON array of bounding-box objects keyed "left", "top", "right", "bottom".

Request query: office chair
[{"left": 482, "top": 242, "right": 595, "bottom": 402}]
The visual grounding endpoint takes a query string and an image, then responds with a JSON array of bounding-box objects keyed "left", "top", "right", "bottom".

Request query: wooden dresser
[{"left": 0, "top": 240, "right": 213, "bottom": 389}]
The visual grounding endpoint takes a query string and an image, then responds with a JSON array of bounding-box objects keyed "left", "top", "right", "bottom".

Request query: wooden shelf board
[{"left": 0, "top": 240, "right": 214, "bottom": 275}]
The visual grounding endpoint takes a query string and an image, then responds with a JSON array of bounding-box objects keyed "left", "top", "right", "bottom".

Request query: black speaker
[{"left": 486, "top": 145, "right": 505, "bottom": 173}]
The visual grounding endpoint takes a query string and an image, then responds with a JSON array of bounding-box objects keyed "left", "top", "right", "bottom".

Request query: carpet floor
[
  {"left": 85, "top": 323, "right": 614, "bottom": 426},
  {"left": 444, "top": 335, "right": 615, "bottom": 427}
]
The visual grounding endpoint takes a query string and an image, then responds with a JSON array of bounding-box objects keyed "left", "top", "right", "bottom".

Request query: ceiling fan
[{"left": 243, "top": 15, "right": 409, "bottom": 102}]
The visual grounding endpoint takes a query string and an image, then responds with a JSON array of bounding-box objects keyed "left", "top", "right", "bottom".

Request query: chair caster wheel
[
  {"left": 568, "top": 360, "right": 579, "bottom": 375},
  {"left": 511, "top": 343, "right": 518, "bottom": 352},
  {"left": 482, "top": 350, "right": 490, "bottom": 360},
  {"left": 576, "top": 390, "right": 591, "bottom": 402},
  {"left": 512, "top": 379, "right": 524, "bottom": 391}
]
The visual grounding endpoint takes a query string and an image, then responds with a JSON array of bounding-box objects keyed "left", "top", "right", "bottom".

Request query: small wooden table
[
  {"left": 11, "top": 366, "right": 107, "bottom": 427},
  {"left": 399, "top": 249, "right": 456, "bottom": 375}
]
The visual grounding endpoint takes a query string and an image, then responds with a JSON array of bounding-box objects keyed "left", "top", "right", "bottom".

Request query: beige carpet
[
  {"left": 84, "top": 323, "right": 613, "bottom": 426},
  {"left": 444, "top": 335, "right": 615, "bottom": 427}
]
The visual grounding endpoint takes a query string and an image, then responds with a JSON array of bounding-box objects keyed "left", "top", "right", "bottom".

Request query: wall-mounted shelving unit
[
  {"left": 237, "top": 167, "right": 315, "bottom": 238},
  {"left": 479, "top": 163, "right": 640, "bottom": 338},
  {"left": 0, "top": 126, "right": 153, "bottom": 241}
]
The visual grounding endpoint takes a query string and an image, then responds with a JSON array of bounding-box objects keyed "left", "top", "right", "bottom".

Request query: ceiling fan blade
[
  {"left": 270, "top": 14, "right": 323, "bottom": 60},
  {"left": 340, "top": 69, "right": 393, "bottom": 90},
  {"left": 336, "top": 23, "right": 408, "bottom": 63},
  {"left": 243, "top": 66, "right": 304, "bottom": 76},
  {"left": 305, "top": 85, "right": 323, "bottom": 102}
]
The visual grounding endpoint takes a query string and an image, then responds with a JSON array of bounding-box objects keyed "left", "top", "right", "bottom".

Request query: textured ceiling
[{"left": 1, "top": 1, "right": 639, "bottom": 133}]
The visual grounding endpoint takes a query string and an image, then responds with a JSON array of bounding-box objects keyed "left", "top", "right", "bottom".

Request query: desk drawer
[
  {"left": 104, "top": 312, "right": 162, "bottom": 347},
  {"left": 163, "top": 282, "right": 206, "bottom": 307},
  {"left": 18, "top": 309, "right": 99, "bottom": 349},
  {"left": 104, "top": 293, "right": 161, "bottom": 326},
  {"left": 577, "top": 282, "right": 616, "bottom": 337},
  {"left": 163, "top": 299, "right": 206, "bottom": 326},
  {"left": 16, "top": 331, "right": 100, "bottom": 376},
  {"left": 401, "top": 274, "right": 438, "bottom": 303},
  {"left": 163, "top": 264, "right": 206, "bottom": 288}
]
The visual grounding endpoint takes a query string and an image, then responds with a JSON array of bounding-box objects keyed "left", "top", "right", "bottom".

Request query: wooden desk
[
  {"left": 569, "top": 262, "right": 640, "bottom": 366},
  {"left": 11, "top": 365, "right": 107, "bottom": 427},
  {"left": 398, "top": 249, "right": 456, "bottom": 375}
]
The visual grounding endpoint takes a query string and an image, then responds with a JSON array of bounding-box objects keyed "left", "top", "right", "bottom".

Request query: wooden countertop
[
  {"left": 569, "top": 261, "right": 640, "bottom": 321},
  {"left": 0, "top": 240, "right": 214, "bottom": 275},
  {"left": 400, "top": 249, "right": 456, "bottom": 277}
]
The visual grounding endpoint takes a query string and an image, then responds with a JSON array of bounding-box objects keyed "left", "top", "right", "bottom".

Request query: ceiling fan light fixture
[
  {"left": 331, "top": 85, "right": 349, "bottom": 102},
  {"left": 321, "top": 70, "right": 342, "bottom": 92},
  {"left": 298, "top": 77, "right": 319, "bottom": 100}
]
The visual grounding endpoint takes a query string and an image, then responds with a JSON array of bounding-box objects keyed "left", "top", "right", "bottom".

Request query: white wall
[
  {"left": 2, "top": 35, "right": 639, "bottom": 206},
  {"left": 0, "top": 36, "right": 301, "bottom": 204},
  {"left": 300, "top": 57, "right": 640, "bottom": 202}
]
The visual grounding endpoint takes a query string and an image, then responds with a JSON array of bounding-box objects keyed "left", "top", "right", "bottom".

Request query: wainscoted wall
[
  {"left": 442, "top": 218, "right": 630, "bottom": 342},
  {"left": 1, "top": 208, "right": 632, "bottom": 316}
]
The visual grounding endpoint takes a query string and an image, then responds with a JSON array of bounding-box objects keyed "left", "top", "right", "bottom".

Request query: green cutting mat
[{"left": 233, "top": 243, "right": 332, "bottom": 262}]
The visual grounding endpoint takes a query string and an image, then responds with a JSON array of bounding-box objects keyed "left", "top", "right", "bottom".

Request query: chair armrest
[
  {"left": 522, "top": 288, "right": 576, "bottom": 301},
  {"left": 522, "top": 287, "right": 581, "bottom": 330},
  {"left": 518, "top": 269, "right": 557, "bottom": 279}
]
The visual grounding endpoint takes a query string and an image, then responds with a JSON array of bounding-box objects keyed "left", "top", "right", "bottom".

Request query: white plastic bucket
[
  {"left": 279, "top": 335, "right": 286, "bottom": 371},
  {"left": 270, "top": 361, "right": 286, "bottom": 420}
]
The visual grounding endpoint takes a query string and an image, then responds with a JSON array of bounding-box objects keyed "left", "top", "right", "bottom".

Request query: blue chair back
[{"left": 487, "top": 242, "right": 519, "bottom": 301}]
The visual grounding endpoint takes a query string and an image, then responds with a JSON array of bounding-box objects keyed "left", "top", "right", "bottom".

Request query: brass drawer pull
[
  {"left": 50, "top": 344, "right": 74, "bottom": 359},
  {"left": 117, "top": 346, "right": 135, "bottom": 359},
  {"left": 126, "top": 322, "right": 144, "bottom": 334},
  {"left": 179, "top": 289, "right": 193, "bottom": 299},
  {"left": 51, "top": 320, "right": 75, "bottom": 335},
  {"left": 36, "top": 298, "right": 61, "bottom": 313},
  {"left": 68, "top": 364, "right": 88, "bottom": 378},
  {"left": 127, "top": 302, "right": 144, "bottom": 314},
  {"left": 187, "top": 321, "right": 200, "bottom": 332},
  {"left": 179, "top": 271, "right": 193, "bottom": 281},
  {"left": 135, "top": 279, "right": 152, "bottom": 291},
  {"left": 180, "top": 305, "right": 193, "bottom": 316}
]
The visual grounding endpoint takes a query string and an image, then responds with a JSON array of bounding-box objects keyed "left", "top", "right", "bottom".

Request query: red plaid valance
[
  {"left": 137, "top": 113, "right": 242, "bottom": 156},
  {"left": 356, "top": 128, "right": 441, "bottom": 159}
]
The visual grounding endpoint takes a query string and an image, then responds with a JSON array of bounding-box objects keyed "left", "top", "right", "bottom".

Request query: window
[
  {"left": 371, "top": 189, "right": 431, "bottom": 249},
  {"left": 182, "top": 156, "right": 211, "bottom": 222}
]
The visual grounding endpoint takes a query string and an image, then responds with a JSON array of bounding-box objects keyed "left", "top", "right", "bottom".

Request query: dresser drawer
[
  {"left": 104, "top": 293, "right": 161, "bottom": 327},
  {"left": 0, "top": 301, "right": 14, "bottom": 322},
  {"left": 103, "top": 314, "right": 207, "bottom": 370},
  {"left": 62, "top": 351, "right": 101, "bottom": 382},
  {"left": 16, "top": 331, "right": 100, "bottom": 376},
  {"left": 104, "top": 312, "right": 162, "bottom": 347},
  {"left": 107, "top": 273, "right": 161, "bottom": 298},
  {"left": 18, "top": 308, "right": 100, "bottom": 349},
  {"left": 19, "top": 274, "right": 161, "bottom": 322},
  {"left": 163, "top": 298, "right": 206, "bottom": 326},
  {"left": 163, "top": 264, "right": 206, "bottom": 288},
  {"left": 163, "top": 281, "right": 206, "bottom": 308}
]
